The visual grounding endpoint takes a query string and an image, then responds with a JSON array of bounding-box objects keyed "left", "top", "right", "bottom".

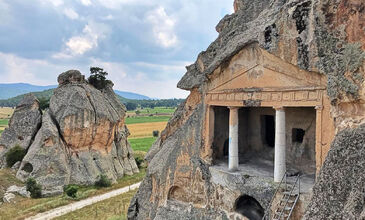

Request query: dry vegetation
[
  {"left": 0, "top": 107, "right": 14, "bottom": 119},
  {"left": 0, "top": 169, "right": 146, "bottom": 220},
  {"left": 128, "top": 121, "right": 167, "bottom": 138},
  {"left": 54, "top": 189, "right": 137, "bottom": 220}
]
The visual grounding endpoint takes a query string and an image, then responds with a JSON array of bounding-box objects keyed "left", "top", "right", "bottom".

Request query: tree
[
  {"left": 125, "top": 102, "right": 138, "bottom": 111},
  {"left": 38, "top": 97, "right": 49, "bottom": 110},
  {"left": 88, "top": 67, "right": 112, "bottom": 90}
]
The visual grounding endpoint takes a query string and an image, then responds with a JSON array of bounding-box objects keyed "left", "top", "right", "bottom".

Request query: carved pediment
[{"left": 207, "top": 44, "right": 326, "bottom": 93}]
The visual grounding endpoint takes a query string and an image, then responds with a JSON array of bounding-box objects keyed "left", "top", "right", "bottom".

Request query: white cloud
[
  {"left": 39, "top": 0, "right": 64, "bottom": 7},
  {"left": 146, "top": 7, "right": 178, "bottom": 48},
  {"left": 95, "top": 0, "right": 150, "bottom": 9},
  {"left": 90, "top": 58, "right": 128, "bottom": 79},
  {"left": 0, "top": 52, "right": 73, "bottom": 85},
  {"left": 53, "top": 22, "right": 110, "bottom": 58},
  {"left": 63, "top": 8, "right": 79, "bottom": 20},
  {"left": 80, "top": 0, "right": 92, "bottom": 6}
]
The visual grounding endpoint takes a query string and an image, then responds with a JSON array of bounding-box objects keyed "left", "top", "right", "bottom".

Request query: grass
[
  {"left": 127, "top": 121, "right": 167, "bottom": 138},
  {"left": 129, "top": 137, "right": 157, "bottom": 152},
  {"left": 125, "top": 115, "right": 170, "bottom": 124},
  {"left": 0, "top": 169, "right": 23, "bottom": 198},
  {"left": 0, "top": 119, "right": 9, "bottom": 126},
  {"left": 0, "top": 169, "right": 146, "bottom": 220},
  {"left": 0, "top": 119, "right": 9, "bottom": 137},
  {"left": 54, "top": 189, "right": 137, "bottom": 220},
  {"left": 127, "top": 107, "right": 175, "bottom": 115}
]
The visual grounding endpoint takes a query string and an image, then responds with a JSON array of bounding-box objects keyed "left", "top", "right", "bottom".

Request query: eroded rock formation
[
  {"left": 0, "top": 70, "right": 138, "bottom": 196},
  {"left": 0, "top": 93, "right": 42, "bottom": 166},
  {"left": 129, "top": 0, "right": 364, "bottom": 219}
]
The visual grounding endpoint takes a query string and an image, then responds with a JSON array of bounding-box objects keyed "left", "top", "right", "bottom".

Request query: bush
[
  {"left": 26, "top": 178, "right": 42, "bottom": 198},
  {"left": 5, "top": 145, "right": 26, "bottom": 167},
  {"left": 94, "top": 175, "right": 111, "bottom": 188},
  {"left": 152, "top": 130, "right": 159, "bottom": 137},
  {"left": 134, "top": 151, "right": 147, "bottom": 169},
  {"left": 64, "top": 185, "right": 79, "bottom": 198},
  {"left": 135, "top": 156, "right": 144, "bottom": 169}
]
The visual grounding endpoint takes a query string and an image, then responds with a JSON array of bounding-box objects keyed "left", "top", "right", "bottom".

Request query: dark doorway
[
  {"left": 223, "top": 139, "right": 229, "bottom": 156},
  {"left": 235, "top": 195, "right": 264, "bottom": 220},
  {"left": 213, "top": 106, "right": 229, "bottom": 161},
  {"left": 262, "top": 115, "right": 275, "bottom": 147},
  {"left": 292, "top": 128, "right": 305, "bottom": 143}
]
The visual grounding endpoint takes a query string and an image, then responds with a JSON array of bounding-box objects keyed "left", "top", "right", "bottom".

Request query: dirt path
[{"left": 26, "top": 182, "right": 141, "bottom": 220}]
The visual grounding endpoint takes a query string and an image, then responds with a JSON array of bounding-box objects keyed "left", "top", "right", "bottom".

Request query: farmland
[{"left": 0, "top": 108, "right": 11, "bottom": 136}]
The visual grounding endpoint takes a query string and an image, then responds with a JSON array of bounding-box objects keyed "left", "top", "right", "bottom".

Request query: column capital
[
  {"left": 228, "top": 106, "right": 240, "bottom": 110},
  {"left": 273, "top": 106, "right": 285, "bottom": 111},
  {"left": 315, "top": 105, "right": 323, "bottom": 110}
]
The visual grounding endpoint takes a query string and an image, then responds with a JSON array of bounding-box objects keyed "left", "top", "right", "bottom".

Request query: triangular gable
[{"left": 207, "top": 43, "right": 326, "bottom": 92}]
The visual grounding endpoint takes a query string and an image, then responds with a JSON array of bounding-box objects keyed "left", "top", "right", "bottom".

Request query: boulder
[
  {"left": 0, "top": 93, "right": 42, "bottom": 167},
  {"left": 3, "top": 192, "right": 15, "bottom": 203},
  {"left": 15, "top": 70, "right": 138, "bottom": 194},
  {"left": 6, "top": 185, "right": 30, "bottom": 198},
  {"left": 57, "top": 69, "right": 85, "bottom": 85}
]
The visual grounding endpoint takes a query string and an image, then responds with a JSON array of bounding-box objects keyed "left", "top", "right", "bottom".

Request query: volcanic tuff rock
[
  {"left": 1, "top": 70, "right": 138, "bottom": 196},
  {"left": 0, "top": 93, "right": 42, "bottom": 167},
  {"left": 129, "top": 0, "right": 364, "bottom": 219}
]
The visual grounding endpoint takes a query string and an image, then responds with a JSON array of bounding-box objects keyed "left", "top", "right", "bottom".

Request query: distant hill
[
  {"left": 0, "top": 83, "right": 151, "bottom": 100},
  {"left": 0, "top": 88, "right": 184, "bottom": 108},
  {"left": 114, "top": 90, "right": 150, "bottom": 100},
  {"left": 0, "top": 83, "right": 57, "bottom": 99}
]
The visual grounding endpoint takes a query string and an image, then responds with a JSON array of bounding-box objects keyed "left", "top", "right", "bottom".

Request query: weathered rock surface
[
  {"left": 129, "top": 0, "right": 364, "bottom": 219},
  {"left": 1, "top": 70, "right": 138, "bottom": 195},
  {"left": 0, "top": 93, "right": 42, "bottom": 167},
  {"left": 6, "top": 185, "right": 30, "bottom": 198},
  {"left": 303, "top": 123, "right": 365, "bottom": 219},
  {"left": 3, "top": 192, "right": 15, "bottom": 203}
]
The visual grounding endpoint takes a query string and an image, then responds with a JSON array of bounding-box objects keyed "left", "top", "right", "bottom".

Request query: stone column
[
  {"left": 274, "top": 107, "right": 286, "bottom": 182},
  {"left": 228, "top": 107, "right": 239, "bottom": 172}
]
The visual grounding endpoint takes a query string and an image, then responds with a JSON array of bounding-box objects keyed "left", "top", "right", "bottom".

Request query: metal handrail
[
  {"left": 277, "top": 174, "right": 300, "bottom": 219},
  {"left": 287, "top": 175, "right": 300, "bottom": 219},
  {"left": 262, "top": 172, "right": 287, "bottom": 220}
]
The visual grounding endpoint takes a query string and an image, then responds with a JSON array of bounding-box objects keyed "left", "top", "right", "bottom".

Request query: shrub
[
  {"left": 134, "top": 151, "right": 147, "bottom": 169},
  {"left": 94, "top": 175, "right": 111, "bottom": 188},
  {"left": 64, "top": 185, "right": 79, "bottom": 198},
  {"left": 152, "top": 130, "right": 159, "bottom": 137},
  {"left": 5, "top": 145, "right": 26, "bottom": 167},
  {"left": 26, "top": 178, "right": 42, "bottom": 198},
  {"left": 135, "top": 156, "right": 144, "bottom": 169}
]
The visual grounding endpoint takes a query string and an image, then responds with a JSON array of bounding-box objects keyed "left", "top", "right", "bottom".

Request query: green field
[
  {"left": 125, "top": 116, "right": 170, "bottom": 124},
  {"left": 127, "top": 107, "right": 175, "bottom": 115},
  {"left": 129, "top": 137, "right": 157, "bottom": 152},
  {"left": 0, "top": 119, "right": 9, "bottom": 126}
]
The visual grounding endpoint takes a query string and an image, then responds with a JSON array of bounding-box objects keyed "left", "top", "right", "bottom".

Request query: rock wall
[
  {"left": 129, "top": 0, "right": 364, "bottom": 219},
  {"left": 0, "top": 93, "right": 42, "bottom": 166},
  {"left": 0, "top": 70, "right": 138, "bottom": 196},
  {"left": 304, "top": 124, "right": 365, "bottom": 219}
]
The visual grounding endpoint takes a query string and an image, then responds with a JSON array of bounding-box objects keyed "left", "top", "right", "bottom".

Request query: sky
[{"left": 0, "top": 0, "right": 233, "bottom": 99}]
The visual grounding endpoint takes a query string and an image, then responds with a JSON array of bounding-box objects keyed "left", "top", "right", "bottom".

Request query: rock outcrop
[
  {"left": 0, "top": 93, "right": 42, "bottom": 167},
  {"left": 0, "top": 70, "right": 138, "bottom": 195},
  {"left": 129, "top": 0, "right": 364, "bottom": 219},
  {"left": 303, "top": 124, "right": 365, "bottom": 219}
]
